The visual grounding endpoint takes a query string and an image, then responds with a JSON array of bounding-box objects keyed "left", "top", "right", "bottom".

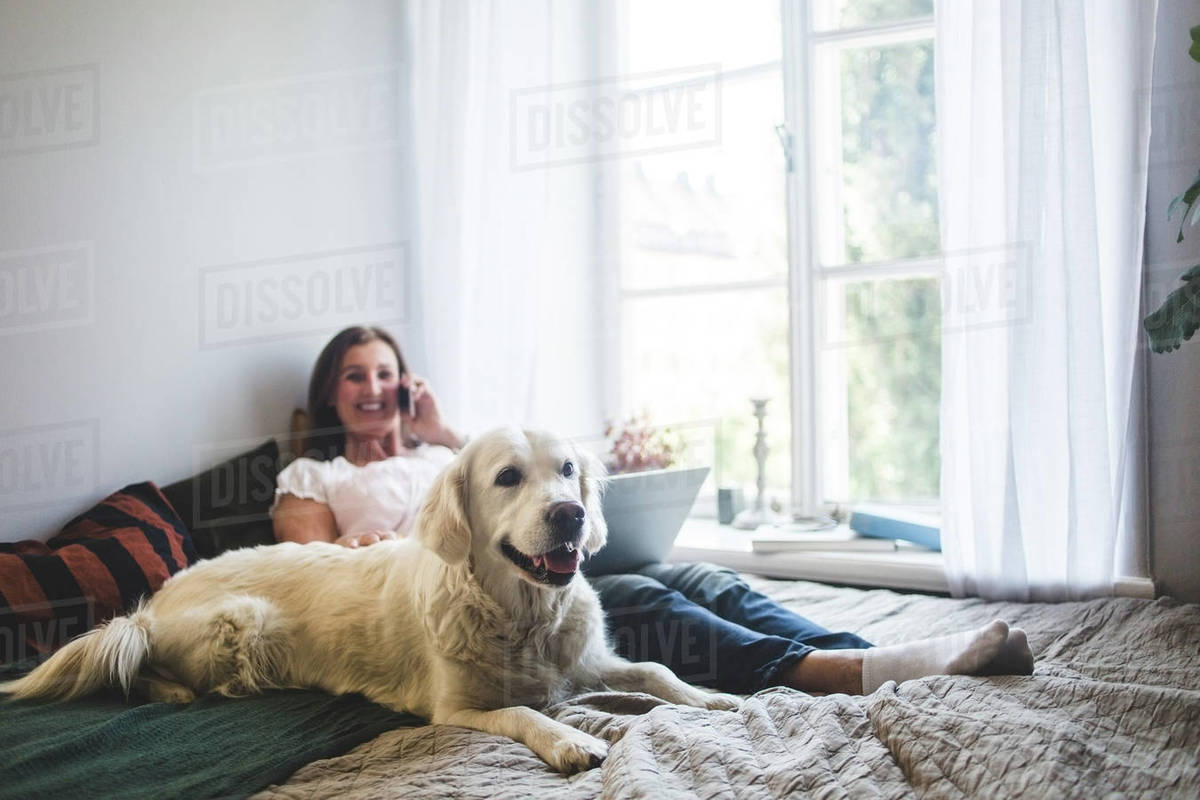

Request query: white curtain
[
  {"left": 405, "top": 1, "right": 609, "bottom": 439},
  {"left": 936, "top": 0, "right": 1157, "bottom": 600}
]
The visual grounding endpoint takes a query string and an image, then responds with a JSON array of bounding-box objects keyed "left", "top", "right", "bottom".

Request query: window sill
[
  {"left": 671, "top": 519, "right": 1157, "bottom": 599},
  {"left": 669, "top": 517, "right": 949, "bottom": 594}
]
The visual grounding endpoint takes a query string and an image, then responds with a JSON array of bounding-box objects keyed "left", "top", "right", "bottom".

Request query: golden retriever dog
[{"left": 1, "top": 428, "right": 738, "bottom": 773}]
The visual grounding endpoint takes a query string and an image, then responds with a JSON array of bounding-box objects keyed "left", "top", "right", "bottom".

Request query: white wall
[
  {"left": 4, "top": 0, "right": 1197, "bottom": 606},
  {"left": 0, "top": 0, "right": 416, "bottom": 540},
  {"left": 1145, "top": 0, "right": 1200, "bottom": 603}
]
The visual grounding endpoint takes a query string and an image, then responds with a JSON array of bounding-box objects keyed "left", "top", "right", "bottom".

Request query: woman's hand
[
  {"left": 401, "top": 374, "right": 465, "bottom": 450},
  {"left": 273, "top": 496, "right": 395, "bottom": 549},
  {"left": 334, "top": 529, "right": 398, "bottom": 549}
]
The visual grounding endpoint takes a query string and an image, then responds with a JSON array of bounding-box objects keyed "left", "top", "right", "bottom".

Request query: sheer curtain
[
  {"left": 936, "top": 0, "right": 1158, "bottom": 600},
  {"left": 404, "top": 1, "right": 610, "bottom": 438}
]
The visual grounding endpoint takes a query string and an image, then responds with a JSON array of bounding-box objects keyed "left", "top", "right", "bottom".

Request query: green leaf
[
  {"left": 1192, "top": 25, "right": 1200, "bottom": 62},
  {"left": 1168, "top": 193, "right": 1185, "bottom": 219},
  {"left": 1183, "top": 177, "right": 1200, "bottom": 207},
  {"left": 1169, "top": 170, "right": 1200, "bottom": 243},
  {"left": 1176, "top": 201, "right": 1195, "bottom": 243},
  {"left": 1145, "top": 265, "right": 1200, "bottom": 353}
]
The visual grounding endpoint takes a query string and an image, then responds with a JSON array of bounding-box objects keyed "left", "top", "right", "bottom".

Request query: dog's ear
[
  {"left": 577, "top": 448, "right": 608, "bottom": 555},
  {"left": 416, "top": 459, "right": 471, "bottom": 565}
]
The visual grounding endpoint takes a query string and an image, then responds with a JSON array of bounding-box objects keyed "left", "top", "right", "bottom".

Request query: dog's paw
[
  {"left": 545, "top": 733, "right": 608, "bottom": 774},
  {"left": 672, "top": 686, "right": 741, "bottom": 711},
  {"left": 154, "top": 684, "right": 197, "bottom": 704},
  {"left": 702, "top": 692, "right": 742, "bottom": 712},
  {"left": 142, "top": 679, "right": 197, "bottom": 705}
]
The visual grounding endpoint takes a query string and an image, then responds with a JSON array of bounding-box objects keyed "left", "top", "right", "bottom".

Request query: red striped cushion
[{"left": 0, "top": 482, "right": 197, "bottom": 663}]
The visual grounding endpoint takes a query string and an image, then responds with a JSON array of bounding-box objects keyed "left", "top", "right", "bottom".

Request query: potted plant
[{"left": 1144, "top": 26, "right": 1200, "bottom": 353}]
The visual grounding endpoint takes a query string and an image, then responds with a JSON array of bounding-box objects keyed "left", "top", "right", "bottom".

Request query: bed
[
  {"left": 251, "top": 576, "right": 1200, "bottom": 799},
  {"left": 3, "top": 442, "right": 1197, "bottom": 798},
  {"left": 4, "top": 565, "right": 1198, "bottom": 799}
]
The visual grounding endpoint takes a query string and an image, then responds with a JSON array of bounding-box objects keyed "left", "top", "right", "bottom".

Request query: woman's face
[{"left": 331, "top": 340, "right": 402, "bottom": 437}]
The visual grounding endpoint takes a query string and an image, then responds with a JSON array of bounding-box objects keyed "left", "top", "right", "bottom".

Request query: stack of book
[
  {"left": 751, "top": 526, "right": 896, "bottom": 554},
  {"left": 749, "top": 505, "right": 941, "bottom": 554},
  {"left": 848, "top": 504, "right": 941, "bottom": 551}
]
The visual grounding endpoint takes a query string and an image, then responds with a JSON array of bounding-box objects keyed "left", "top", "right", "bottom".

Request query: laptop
[{"left": 582, "top": 466, "right": 710, "bottom": 576}]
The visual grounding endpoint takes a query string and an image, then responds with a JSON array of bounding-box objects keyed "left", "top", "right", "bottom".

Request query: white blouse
[{"left": 270, "top": 445, "right": 456, "bottom": 538}]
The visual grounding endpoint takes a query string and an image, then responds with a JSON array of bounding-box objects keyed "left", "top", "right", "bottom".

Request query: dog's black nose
[{"left": 548, "top": 501, "right": 585, "bottom": 538}]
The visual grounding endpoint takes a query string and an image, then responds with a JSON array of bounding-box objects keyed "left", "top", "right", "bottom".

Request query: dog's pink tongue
[{"left": 543, "top": 546, "right": 583, "bottom": 574}]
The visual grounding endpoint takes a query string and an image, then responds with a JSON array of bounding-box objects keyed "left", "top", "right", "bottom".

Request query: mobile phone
[{"left": 398, "top": 384, "right": 414, "bottom": 416}]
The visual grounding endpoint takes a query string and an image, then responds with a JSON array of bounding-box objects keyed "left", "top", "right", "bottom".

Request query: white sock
[{"left": 861, "top": 619, "right": 1010, "bottom": 694}]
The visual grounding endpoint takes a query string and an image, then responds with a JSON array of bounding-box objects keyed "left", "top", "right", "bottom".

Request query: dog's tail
[{"left": 0, "top": 603, "right": 152, "bottom": 702}]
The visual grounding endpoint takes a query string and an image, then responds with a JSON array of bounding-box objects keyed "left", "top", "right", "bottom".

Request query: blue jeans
[{"left": 590, "top": 562, "right": 873, "bottom": 694}]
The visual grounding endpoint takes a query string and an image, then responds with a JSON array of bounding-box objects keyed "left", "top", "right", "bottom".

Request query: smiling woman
[{"left": 270, "top": 325, "right": 466, "bottom": 549}]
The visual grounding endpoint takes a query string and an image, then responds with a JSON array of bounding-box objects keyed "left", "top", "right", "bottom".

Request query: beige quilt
[{"left": 256, "top": 578, "right": 1200, "bottom": 799}]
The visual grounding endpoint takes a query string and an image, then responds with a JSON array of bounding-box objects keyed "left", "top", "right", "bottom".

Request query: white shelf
[{"left": 668, "top": 517, "right": 949, "bottom": 594}]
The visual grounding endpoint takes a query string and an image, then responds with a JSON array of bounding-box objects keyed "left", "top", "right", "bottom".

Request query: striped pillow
[{"left": 0, "top": 482, "right": 197, "bottom": 663}]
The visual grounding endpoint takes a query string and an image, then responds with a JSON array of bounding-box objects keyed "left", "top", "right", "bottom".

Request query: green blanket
[{"left": 0, "top": 660, "right": 421, "bottom": 800}]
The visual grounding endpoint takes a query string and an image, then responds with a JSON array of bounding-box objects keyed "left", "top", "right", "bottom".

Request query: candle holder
[{"left": 732, "top": 397, "right": 787, "bottom": 530}]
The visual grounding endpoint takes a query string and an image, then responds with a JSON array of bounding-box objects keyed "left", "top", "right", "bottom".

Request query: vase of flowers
[{"left": 603, "top": 413, "right": 686, "bottom": 473}]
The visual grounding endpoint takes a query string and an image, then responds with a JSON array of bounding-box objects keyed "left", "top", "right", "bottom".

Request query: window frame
[
  {"left": 610, "top": 56, "right": 793, "bottom": 503},
  {"left": 781, "top": 2, "right": 938, "bottom": 514},
  {"left": 605, "top": 2, "right": 940, "bottom": 517}
]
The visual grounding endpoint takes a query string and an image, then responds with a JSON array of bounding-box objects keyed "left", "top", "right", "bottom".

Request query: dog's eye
[
  {"left": 495, "top": 467, "right": 522, "bottom": 487},
  {"left": 562, "top": 460, "right": 575, "bottom": 478}
]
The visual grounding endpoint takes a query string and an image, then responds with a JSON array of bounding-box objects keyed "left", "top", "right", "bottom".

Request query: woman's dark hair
[{"left": 304, "top": 326, "right": 407, "bottom": 461}]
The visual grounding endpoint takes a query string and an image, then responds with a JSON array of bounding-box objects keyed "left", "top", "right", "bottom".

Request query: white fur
[{"left": 0, "top": 428, "right": 738, "bottom": 773}]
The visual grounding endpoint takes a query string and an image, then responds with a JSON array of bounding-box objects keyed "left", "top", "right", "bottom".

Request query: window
[
  {"left": 613, "top": 0, "right": 939, "bottom": 515},
  {"left": 800, "top": 1, "right": 940, "bottom": 508},
  {"left": 614, "top": 0, "right": 791, "bottom": 502}
]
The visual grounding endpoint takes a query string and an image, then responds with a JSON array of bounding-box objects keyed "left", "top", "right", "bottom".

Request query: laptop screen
[{"left": 582, "top": 466, "right": 709, "bottom": 576}]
